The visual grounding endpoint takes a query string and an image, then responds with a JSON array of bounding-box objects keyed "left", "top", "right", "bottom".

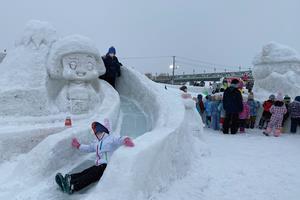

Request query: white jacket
[{"left": 79, "top": 134, "right": 126, "bottom": 166}]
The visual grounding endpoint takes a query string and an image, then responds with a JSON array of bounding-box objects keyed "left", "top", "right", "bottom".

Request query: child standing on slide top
[{"left": 55, "top": 122, "right": 134, "bottom": 194}]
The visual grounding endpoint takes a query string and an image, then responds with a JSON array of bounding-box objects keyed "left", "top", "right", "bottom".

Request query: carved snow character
[{"left": 46, "top": 35, "right": 106, "bottom": 114}]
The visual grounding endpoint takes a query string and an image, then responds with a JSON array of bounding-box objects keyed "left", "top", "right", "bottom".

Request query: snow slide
[{"left": 0, "top": 67, "right": 204, "bottom": 200}]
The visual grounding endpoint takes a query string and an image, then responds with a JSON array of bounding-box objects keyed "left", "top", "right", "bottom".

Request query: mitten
[
  {"left": 71, "top": 138, "right": 80, "bottom": 149},
  {"left": 123, "top": 137, "right": 134, "bottom": 147}
]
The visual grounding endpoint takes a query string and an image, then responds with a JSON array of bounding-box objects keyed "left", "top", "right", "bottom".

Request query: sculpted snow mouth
[{"left": 76, "top": 72, "right": 86, "bottom": 77}]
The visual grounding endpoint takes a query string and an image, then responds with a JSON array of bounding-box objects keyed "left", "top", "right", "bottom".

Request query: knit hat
[
  {"left": 231, "top": 79, "right": 239, "bottom": 85},
  {"left": 197, "top": 94, "right": 203, "bottom": 100},
  {"left": 108, "top": 46, "right": 116, "bottom": 55},
  {"left": 91, "top": 121, "right": 109, "bottom": 134},
  {"left": 276, "top": 93, "right": 284, "bottom": 101},
  {"left": 269, "top": 94, "right": 275, "bottom": 100},
  {"left": 283, "top": 95, "right": 291, "bottom": 103}
]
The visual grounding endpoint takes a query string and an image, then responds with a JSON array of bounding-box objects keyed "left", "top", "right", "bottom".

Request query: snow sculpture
[
  {"left": 46, "top": 35, "right": 106, "bottom": 114},
  {"left": 0, "top": 20, "right": 58, "bottom": 116},
  {"left": 253, "top": 42, "right": 300, "bottom": 99}
]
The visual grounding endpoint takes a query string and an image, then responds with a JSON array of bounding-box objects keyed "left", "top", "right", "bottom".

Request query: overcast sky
[{"left": 1, "top": 0, "right": 299, "bottom": 74}]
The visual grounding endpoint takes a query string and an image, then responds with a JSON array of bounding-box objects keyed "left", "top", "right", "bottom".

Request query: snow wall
[
  {"left": 85, "top": 67, "right": 204, "bottom": 200},
  {"left": 253, "top": 42, "right": 300, "bottom": 100}
]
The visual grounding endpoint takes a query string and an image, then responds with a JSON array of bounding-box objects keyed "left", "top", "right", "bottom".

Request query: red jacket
[{"left": 263, "top": 100, "right": 273, "bottom": 112}]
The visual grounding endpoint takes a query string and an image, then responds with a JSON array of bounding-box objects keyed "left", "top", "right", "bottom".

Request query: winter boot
[
  {"left": 63, "top": 174, "right": 73, "bottom": 194},
  {"left": 55, "top": 173, "right": 64, "bottom": 191},
  {"left": 263, "top": 127, "right": 272, "bottom": 136},
  {"left": 274, "top": 128, "right": 281, "bottom": 137}
]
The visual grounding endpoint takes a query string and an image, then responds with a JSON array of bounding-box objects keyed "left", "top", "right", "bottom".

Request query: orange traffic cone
[{"left": 65, "top": 116, "right": 72, "bottom": 127}]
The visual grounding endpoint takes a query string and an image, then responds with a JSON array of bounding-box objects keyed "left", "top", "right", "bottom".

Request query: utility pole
[
  {"left": 172, "top": 56, "right": 176, "bottom": 84},
  {"left": 239, "top": 65, "right": 241, "bottom": 72}
]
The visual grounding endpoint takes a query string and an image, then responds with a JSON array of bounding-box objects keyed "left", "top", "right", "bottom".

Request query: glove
[
  {"left": 123, "top": 137, "right": 134, "bottom": 147},
  {"left": 72, "top": 138, "right": 80, "bottom": 149}
]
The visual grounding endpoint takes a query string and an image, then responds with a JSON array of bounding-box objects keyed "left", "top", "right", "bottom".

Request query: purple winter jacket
[{"left": 289, "top": 99, "right": 300, "bottom": 118}]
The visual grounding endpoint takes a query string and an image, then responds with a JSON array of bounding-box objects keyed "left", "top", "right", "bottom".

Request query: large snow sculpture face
[
  {"left": 47, "top": 35, "right": 106, "bottom": 114},
  {"left": 62, "top": 53, "right": 99, "bottom": 81},
  {"left": 253, "top": 42, "right": 300, "bottom": 99}
]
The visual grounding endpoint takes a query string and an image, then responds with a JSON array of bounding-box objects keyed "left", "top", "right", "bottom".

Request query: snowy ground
[{"left": 153, "top": 128, "right": 300, "bottom": 200}]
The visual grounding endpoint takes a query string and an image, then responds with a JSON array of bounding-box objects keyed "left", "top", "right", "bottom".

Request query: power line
[{"left": 119, "top": 56, "right": 172, "bottom": 60}]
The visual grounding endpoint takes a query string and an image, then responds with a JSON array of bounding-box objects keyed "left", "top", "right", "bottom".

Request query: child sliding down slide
[{"left": 55, "top": 121, "right": 134, "bottom": 194}]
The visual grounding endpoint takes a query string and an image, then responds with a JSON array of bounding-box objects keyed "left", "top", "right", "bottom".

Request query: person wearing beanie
[
  {"left": 282, "top": 95, "right": 291, "bottom": 129},
  {"left": 247, "top": 93, "right": 260, "bottom": 129},
  {"left": 258, "top": 94, "right": 275, "bottom": 129},
  {"left": 263, "top": 93, "right": 287, "bottom": 137},
  {"left": 196, "top": 94, "right": 205, "bottom": 123},
  {"left": 99, "top": 46, "right": 122, "bottom": 88},
  {"left": 204, "top": 95, "right": 213, "bottom": 128},
  {"left": 222, "top": 79, "right": 243, "bottom": 134},
  {"left": 239, "top": 96, "right": 250, "bottom": 133},
  {"left": 55, "top": 121, "right": 134, "bottom": 194},
  {"left": 211, "top": 95, "right": 221, "bottom": 130},
  {"left": 288, "top": 96, "right": 300, "bottom": 133}
]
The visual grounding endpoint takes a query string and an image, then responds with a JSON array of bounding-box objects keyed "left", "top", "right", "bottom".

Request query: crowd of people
[{"left": 188, "top": 79, "right": 300, "bottom": 137}]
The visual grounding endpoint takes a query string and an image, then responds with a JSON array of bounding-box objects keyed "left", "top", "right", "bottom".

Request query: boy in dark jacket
[
  {"left": 288, "top": 96, "right": 300, "bottom": 133},
  {"left": 222, "top": 79, "right": 243, "bottom": 134},
  {"left": 100, "top": 46, "right": 122, "bottom": 88},
  {"left": 282, "top": 95, "right": 291, "bottom": 128},
  {"left": 258, "top": 94, "right": 275, "bottom": 129}
]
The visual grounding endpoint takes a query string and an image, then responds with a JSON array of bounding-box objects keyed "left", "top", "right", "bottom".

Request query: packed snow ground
[{"left": 153, "top": 128, "right": 300, "bottom": 200}]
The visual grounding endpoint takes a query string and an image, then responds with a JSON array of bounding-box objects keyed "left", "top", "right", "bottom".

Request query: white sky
[{"left": 0, "top": 0, "right": 299, "bottom": 74}]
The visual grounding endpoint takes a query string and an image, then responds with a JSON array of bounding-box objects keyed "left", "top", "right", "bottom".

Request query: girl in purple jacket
[{"left": 263, "top": 93, "right": 287, "bottom": 137}]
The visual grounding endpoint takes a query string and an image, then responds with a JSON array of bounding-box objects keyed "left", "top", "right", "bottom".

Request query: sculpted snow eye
[{"left": 69, "top": 61, "right": 77, "bottom": 70}]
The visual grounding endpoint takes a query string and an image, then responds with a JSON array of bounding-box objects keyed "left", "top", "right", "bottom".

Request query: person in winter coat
[
  {"left": 55, "top": 122, "right": 134, "bottom": 194},
  {"left": 196, "top": 94, "right": 205, "bottom": 123},
  {"left": 100, "top": 46, "right": 122, "bottom": 88},
  {"left": 247, "top": 93, "right": 260, "bottom": 129},
  {"left": 204, "top": 95, "right": 213, "bottom": 128},
  {"left": 258, "top": 94, "right": 275, "bottom": 129},
  {"left": 211, "top": 95, "right": 221, "bottom": 130},
  {"left": 217, "top": 96, "right": 226, "bottom": 131},
  {"left": 239, "top": 96, "right": 250, "bottom": 133},
  {"left": 222, "top": 79, "right": 243, "bottom": 134},
  {"left": 288, "top": 96, "right": 300, "bottom": 133},
  {"left": 282, "top": 95, "right": 291, "bottom": 127},
  {"left": 263, "top": 93, "right": 287, "bottom": 137}
]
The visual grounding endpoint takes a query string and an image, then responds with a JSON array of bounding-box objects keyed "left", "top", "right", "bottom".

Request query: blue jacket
[
  {"left": 211, "top": 101, "right": 220, "bottom": 116},
  {"left": 223, "top": 86, "right": 243, "bottom": 114},
  {"left": 247, "top": 99, "right": 260, "bottom": 116},
  {"left": 205, "top": 100, "right": 213, "bottom": 116}
]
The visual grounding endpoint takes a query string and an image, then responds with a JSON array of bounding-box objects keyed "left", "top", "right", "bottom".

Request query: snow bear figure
[
  {"left": 46, "top": 35, "right": 106, "bottom": 114},
  {"left": 252, "top": 42, "right": 300, "bottom": 99}
]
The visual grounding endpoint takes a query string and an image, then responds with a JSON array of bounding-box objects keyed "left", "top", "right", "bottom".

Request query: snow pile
[
  {"left": 252, "top": 42, "right": 300, "bottom": 100},
  {"left": 0, "top": 20, "right": 58, "bottom": 116}
]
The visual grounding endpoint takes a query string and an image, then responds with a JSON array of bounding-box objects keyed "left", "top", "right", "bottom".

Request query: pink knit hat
[{"left": 276, "top": 92, "right": 284, "bottom": 101}]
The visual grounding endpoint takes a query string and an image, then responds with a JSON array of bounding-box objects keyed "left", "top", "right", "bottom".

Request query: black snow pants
[
  {"left": 70, "top": 164, "right": 107, "bottom": 192},
  {"left": 223, "top": 113, "right": 239, "bottom": 134},
  {"left": 290, "top": 118, "right": 300, "bottom": 133}
]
